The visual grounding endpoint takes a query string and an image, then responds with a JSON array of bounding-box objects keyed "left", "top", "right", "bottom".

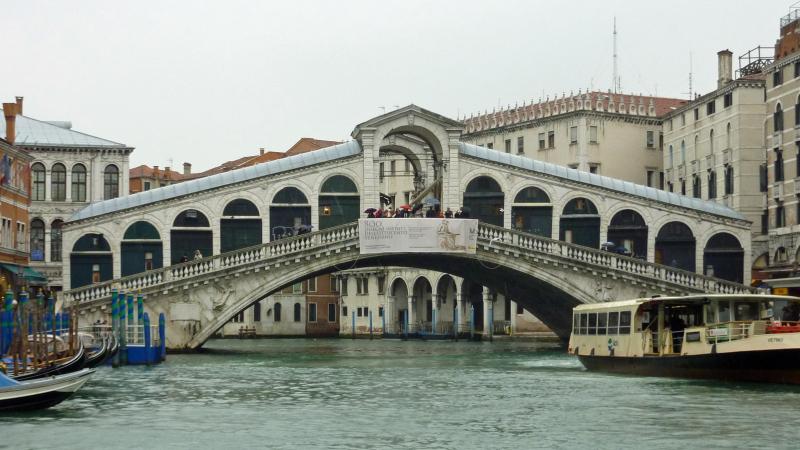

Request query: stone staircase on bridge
[{"left": 64, "top": 220, "right": 757, "bottom": 311}]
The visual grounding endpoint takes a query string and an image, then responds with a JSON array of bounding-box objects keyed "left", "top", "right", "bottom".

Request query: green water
[{"left": 3, "top": 338, "right": 800, "bottom": 449}]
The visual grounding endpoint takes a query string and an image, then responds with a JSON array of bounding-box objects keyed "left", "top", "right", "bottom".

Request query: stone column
[
  {"left": 455, "top": 292, "right": 464, "bottom": 332},
  {"left": 407, "top": 295, "right": 416, "bottom": 332},
  {"left": 45, "top": 167, "right": 52, "bottom": 202},
  {"left": 431, "top": 285, "right": 439, "bottom": 334},
  {"left": 482, "top": 287, "right": 493, "bottom": 339},
  {"left": 386, "top": 295, "right": 395, "bottom": 334},
  {"left": 65, "top": 169, "right": 72, "bottom": 202},
  {"left": 510, "top": 299, "right": 517, "bottom": 334}
]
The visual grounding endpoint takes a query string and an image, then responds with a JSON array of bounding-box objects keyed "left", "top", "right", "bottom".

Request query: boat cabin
[{"left": 569, "top": 294, "right": 800, "bottom": 358}]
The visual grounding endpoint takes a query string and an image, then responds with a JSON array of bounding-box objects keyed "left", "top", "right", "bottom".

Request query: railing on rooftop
[
  {"left": 780, "top": 6, "right": 800, "bottom": 28},
  {"left": 737, "top": 46, "right": 775, "bottom": 78},
  {"left": 64, "top": 220, "right": 758, "bottom": 308}
]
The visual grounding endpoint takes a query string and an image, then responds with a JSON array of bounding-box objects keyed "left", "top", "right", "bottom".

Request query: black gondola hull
[
  {"left": 12, "top": 345, "right": 87, "bottom": 381},
  {"left": 578, "top": 349, "right": 800, "bottom": 384}
]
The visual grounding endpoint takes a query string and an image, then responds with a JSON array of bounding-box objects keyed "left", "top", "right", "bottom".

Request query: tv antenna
[{"left": 612, "top": 17, "right": 620, "bottom": 93}]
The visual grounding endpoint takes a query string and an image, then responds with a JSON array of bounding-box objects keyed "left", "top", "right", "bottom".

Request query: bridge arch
[
  {"left": 389, "top": 276, "right": 410, "bottom": 332},
  {"left": 269, "top": 185, "right": 311, "bottom": 240},
  {"left": 606, "top": 209, "right": 648, "bottom": 259},
  {"left": 510, "top": 185, "right": 553, "bottom": 238},
  {"left": 121, "top": 220, "right": 162, "bottom": 277},
  {"left": 412, "top": 275, "right": 433, "bottom": 324},
  {"left": 70, "top": 233, "right": 113, "bottom": 288},
  {"left": 220, "top": 198, "right": 262, "bottom": 253},
  {"left": 655, "top": 221, "right": 696, "bottom": 272},
  {"left": 702, "top": 232, "right": 744, "bottom": 283},
  {"left": 171, "top": 209, "right": 213, "bottom": 264},
  {"left": 559, "top": 197, "right": 600, "bottom": 248},
  {"left": 463, "top": 175, "right": 505, "bottom": 226},
  {"left": 318, "top": 174, "right": 360, "bottom": 230}
]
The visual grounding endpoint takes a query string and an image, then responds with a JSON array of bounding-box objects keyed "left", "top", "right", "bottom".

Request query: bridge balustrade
[{"left": 65, "top": 220, "right": 755, "bottom": 307}]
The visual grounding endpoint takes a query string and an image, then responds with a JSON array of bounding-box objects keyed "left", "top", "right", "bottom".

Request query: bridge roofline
[
  {"left": 66, "top": 140, "right": 362, "bottom": 224},
  {"left": 459, "top": 142, "right": 747, "bottom": 222},
  {"left": 351, "top": 104, "right": 464, "bottom": 139}
]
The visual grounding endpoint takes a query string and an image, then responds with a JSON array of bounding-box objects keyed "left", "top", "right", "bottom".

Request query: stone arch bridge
[{"left": 60, "top": 105, "right": 756, "bottom": 349}]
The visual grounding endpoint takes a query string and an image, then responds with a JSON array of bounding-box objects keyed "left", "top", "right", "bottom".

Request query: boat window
[
  {"left": 573, "top": 314, "right": 580, "bottom": 334},
  {"left": 579, "top": 313, "right": 588, "bottom": 334},
  {"left": 705, "top": 303, "right": 716, "bottom": 324},
  {"left": 588, "top": 313, "right": 597, "bottom": 335},
  {"left": 597, "top": 312, "right": 607, "bottom": 335},
  {"left": 607, "top": 311, "right": 619, "bottom": 334},
  {"left": 619, "top": 311, "right": 631, "bottom": 334},
  {"left": 718, "top": 301, "right": 731, "bottom": 323},
  {"left": 734, "top": 302, "right": 758, "bottom": 321}
]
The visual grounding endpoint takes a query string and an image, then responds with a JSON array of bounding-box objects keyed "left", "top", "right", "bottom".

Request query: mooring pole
[
  {"left": 351, "top": 310, "right": 356, "bottom": 339},
  {"left": 454, "top": 307, "right": 459, "bottom": 341},
  {"left": 111, "top": 289, "right": 120, "bottom": 368},
  {"left": 143, "top": 312, "right": 151, "bottom": 367},
  {"left": 369, "top": 310, "right": 373, "bottom": 340},
  {"left": 470, "top": 304, "right": 475, "bottom": 340},
  {"left": 119, "top": 291, "right": 127, "bottom": 366}
]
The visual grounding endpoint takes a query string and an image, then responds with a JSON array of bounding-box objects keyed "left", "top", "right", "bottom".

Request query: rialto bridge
[{"left": 61, "top": 105, "right": 755, "bottom": 349}]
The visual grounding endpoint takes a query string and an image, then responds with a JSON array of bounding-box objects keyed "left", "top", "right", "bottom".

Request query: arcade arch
[
  {"left": 121, "top": 221, "right": 162, "bottom": 277},
  {"left": 171, "top": 209, "right": 212, "bottom": 264},
  {"left": 463, "top": 176, "right": 504, "bottom": 226},
  {"left": 511, "top": 186, "right": 552, "bottom": 237},
  {"left": 560, "top": 197, "right": 600, "bottom": 248},
  {"left": 221, "top": 199, "right": 262, "bottom": 252}
]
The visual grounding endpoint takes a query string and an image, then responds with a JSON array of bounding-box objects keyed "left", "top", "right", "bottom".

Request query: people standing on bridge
[
  {"left": 180, "top": 254, "right": 189, "bottom": 263},
  {"left": 444, "top": 208, "right": 453, "bottom": 218},
  {"left": 193, "top": 249, "right": 203, "bottom": 260}
]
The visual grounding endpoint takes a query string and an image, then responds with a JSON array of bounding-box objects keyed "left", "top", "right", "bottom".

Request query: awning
[{"left": 0, "top": 263, "right": 48, "bottom": 285}]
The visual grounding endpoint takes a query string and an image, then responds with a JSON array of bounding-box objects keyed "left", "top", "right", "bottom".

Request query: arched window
[
  {"left": 274, "top": 302, "right": 282, "bottom": 322},
  {"left": 270, "top": 187, "right": 311, "bottom": 240},
  {"left": 122, "top": 221, "right": 163, "bottom": 276},
  {"left": 726, "top": 123, "right": 731, "bottom": 149},
  {"left": 71, "top": 164, "right": 87, "bottom": 202},
  {"left": 294, "top": 303, "right": 301, "bottom": 322},
  {"left": 724, "top": 165, "right": 734, "bottom": 195},
  {"left": 319, "top": 175, "right": 360, "bottom": 230},
  {"left": 223, "top": 199, "right": 259, "bottom": 216},
  {"left": 668, "top": 145, "right": 674, "bottom": 167},
  {"left": 30, "top": 219, "right": 45, "bottom": 261},
  {"left": 51, "top": 163, "right": 66, "bottom": 201},
  {"left": 775, "top": 103, "right": 784, "bottom": 132},
  {"left": 703, "top": 233, "right": 744, "bottom": 282},
  {"left": 560, "top": 198, "right": 600, "bottom": 248},
  {"left": 31, "top": 163, "right": 45, "bottom": 201},
  {"left": 253, "top": 302, "right": 261, "bottom": 322},
  {"left": 707, "top": 169, "right": 717, "bottom": 199},
  {"left": 463, "top": 176, "right": 504, "bottom": 226},
  {"left": 221, "top": 199, "right": 262, "bottom": 252},
  {"left": 680, "top": 140, "right": 686, "bottom": 163},
  {"left": 171, "top": 210, "right": 212, "bottom": 263},
  {"left": 607, "top": 209, "right": 647, "bottom": 258},
  {"left": 103, "top": 165, "right": 119, "bottom": 200},
  {"left": 70, "top": 233, "right": 112, "bottom": 288},
  {"left": 655, "top": 221, "right": 696, "bottom": 272},
  {"left": 50, "top": 219, "right": 63, "bottom": 262},
  {"left": 709, "top": 129, "right": 714, "bottom": 155},
  {"left": 694, "top": 135, "right": 699, "bottom": 159},
  {"left": 692, "top": 175, "right": 701, "bottom": 198}
]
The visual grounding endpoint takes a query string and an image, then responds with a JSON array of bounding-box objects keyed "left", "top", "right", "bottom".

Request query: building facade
[
  {"left": 0, "top": 98, "right": 133, "bottom": 293},
  {"left": 0, "top": 100, "right": 36, "bottom": 293},
  {"left": 662, "top": 51, "right": 768, "bottom": 278},
  {"left": 461, "top": 92, "right": 686, "bottom": 186}
]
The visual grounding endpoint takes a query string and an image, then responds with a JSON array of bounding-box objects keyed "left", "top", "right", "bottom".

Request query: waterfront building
[
  {"left": 461, "top": 91, "right": 686, "bottom": 186},
  {"left": 763, "top": 8, "right": 800, "bottom": 291},
  {"left": 0, "top": 99, "right": 37, "bottom": 293},
  {"left": 0, "top": 98, "right": 133, "bottom": 293},
  {"left": 662, "top": 50, "right": 768, "bottom": 280}
]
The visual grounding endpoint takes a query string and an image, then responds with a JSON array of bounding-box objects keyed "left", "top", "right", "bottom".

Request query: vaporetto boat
[{"left": 568, "top": 294, "right": 800, "bottom": 384}]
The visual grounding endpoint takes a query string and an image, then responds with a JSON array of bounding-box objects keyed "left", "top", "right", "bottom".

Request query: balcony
[
  {"left": 773, "top": 182, "right": 785, "bottom": 199},
  {"left": 722, "top": 149, "right": 731, "bottom": 165},
  {"left": 705, "top": 154, "right": 715, "bottom": 169},
  {"left": 677, "top": 164, "right": 686, "bottom": 179}
]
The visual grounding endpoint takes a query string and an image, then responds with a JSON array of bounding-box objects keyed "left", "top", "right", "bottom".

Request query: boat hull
[
  {"left": 578, "top": 349, "right": 800, "bottom": 384},
  {"left": 0, "top": 369, "right": 94, "bottom": 411}
]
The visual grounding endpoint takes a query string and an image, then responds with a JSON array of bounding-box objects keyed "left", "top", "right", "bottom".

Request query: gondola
[
  {"left": 84, "top": 337, "right": 109, "bottom": 368},
  {"left": 0, "top": 368, "right": 95, "bottom": 411},
  {"left": 105, "top": 335, "right": 119, "bottom": 363},
  {"left": 11, "top": 345, "right": 86, "bottom": 382}
]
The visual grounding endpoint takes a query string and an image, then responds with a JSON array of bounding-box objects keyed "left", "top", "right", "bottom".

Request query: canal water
[{"left": 4, "top": 338, "right": 800, "bottom": 449}]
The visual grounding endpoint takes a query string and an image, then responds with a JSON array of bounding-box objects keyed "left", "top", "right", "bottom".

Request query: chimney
[
  {"left": 15, "top": 96, "right": 23, "bottom": 115},
  {"left": 259, "top": 147, "right": 265, "bottom": 156},
  {"left": 3, "top": 102, "right": 17, "bottom": 144},
  {"left": 717, "top": 49, "right": 733, "bottom": 88},
  {"left": 183, "top": 162, "right": 191, "bottom": 175}
]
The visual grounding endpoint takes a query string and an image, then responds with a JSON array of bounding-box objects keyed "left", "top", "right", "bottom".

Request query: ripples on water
[{"left": 3, "top": 338, "right": 800, "bottom": 449}]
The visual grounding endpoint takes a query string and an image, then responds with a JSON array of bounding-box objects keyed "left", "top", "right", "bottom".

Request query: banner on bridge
[{"left": 359, "top": 218, "right": 478, "bottom": 255}]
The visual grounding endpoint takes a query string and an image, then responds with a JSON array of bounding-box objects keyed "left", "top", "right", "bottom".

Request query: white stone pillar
[
  {"left": 45, "top": 167, "right": 52, "bottom": 202},
  {"left": 510, "top": 299, "right": 517, "bottom": 334},
  {"left": 65, "top": 169, "right": 72, "bottom": 202},
  {"left": 482, "top": 288, "right": 493, "bottom": 339},
  {"left": 386, "top": 295, "right": 395, "bottom": 334},
  {"left": 431, "top": 285, "right": 439, "bottom": 333},
  {"left": 407, "top": 295, "right": 416, "bottom": 332}
]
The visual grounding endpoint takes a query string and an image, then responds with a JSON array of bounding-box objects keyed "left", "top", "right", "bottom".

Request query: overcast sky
[{"left": 0, "top": 0, "right": 790, "bottom": 171}]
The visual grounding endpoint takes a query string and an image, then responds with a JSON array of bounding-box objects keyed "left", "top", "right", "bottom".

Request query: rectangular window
[
  {"left": 364, "top": 306, "right": 369, "bottom": 317},
  {"left": 328, "top": 303, "right": 336, "bottom": 322},
  {"left": 538, "top": 133, "right": 545, "bottom": 149},
  {"left": 589, "top": 164, "right": 599, "bottom": 174},
  {"left": 390, "top": 160, "right": 396, "bottom": 175},
  {"left": 569, "top": 126, "right": 577, "bottom": 144},
  {"left": 547, "top": 131, "right": 555, "bottom": 148},
  {"left": 607, "top": 311, "right": 619, "bottom": 335},
  {"left": 379, "top": 162, "right": 384, "bottom": 180},
  {"left": 517, "top": 136, "right": 524, "bottom": 154},
  {"left": 377, "top": 276, "right": 385, "bottom": 295},
  {"left": 331, "top": 276, "right": 338, "bottom": 292},
  {"left": 340, "top": 278, "right": 348, "bottom": 295},
  {"left": 646, "top": 170, "right": 654, "bottom": 187},
  {"left": 253, "top": 302, "right": 261, "bottom": 322},
  {"left": 646, "top": 131, "right": 655, "bottom": 148},
  {"left": 774, "top": 68, "right": 784, "bottom": 87},
  {"left": 588, "top": 313, "right": 597, "bottom": 335},
  {"left": 308, "top": 303, "right": 317, "bottom": 322},
  {"left": 143, "top": 181, "right": 151, "bottom": 191},
  {"left": 307, "top": 277, "right": 317, "bottom": 292},
  {"left": 760, "top": 163, "right": 768, "bottom": 192},
  {"left": 357, "top": 307, "right": 363, "bottom": 317},
  {"left": 723, "top": 92, "right": 733, "bottom": 108},
  {"left": 777, "top": 203, "right": 786, "bottom": 228},
  {"left": 776, "top": 149, "right": 785, "bottom": 182},
  {"left": 761, "top": 211, "right": 769, "bottom": 234},
  {"left": 292, "top": 282, "right": 302, "bottom": 294},
  {"left": 706, "top": 100, "right": 715, "bottom": 115},
  {"left": 597, "top": 312, "right": 607, "bottom": 335},
  {"left": 795, "top": 61, "right": 800, "bottom": 78},
  {"left": 659, "top": 172, "right": 664, "bottom": 190},
  {"left": 573, "top": 314, "right": 579, "bottom": 334},
  {"left": 486, "top": 142, "right": 493, "bottom": 149},
  {"left": 619, "top": 311, "right": 631, "bottom": 334},
  {"left": 693, "top": 108, "right": 699, "bottom": 121},
  {"left": 504, "top": 139, "right": 511, "bottom": 153},
  {"left": 404, "top": 159, "right": 410, "bottom": 174},
  {"left": 589, "top": 125, "right": 598, "bottom": 143},
  {"left": 680, "top": 114, "right": 686, "bottom": 126},
  {"left": 579, "top": 313, "right": 588, "bottom": 335},
  {"left": 342, "top": 305, "right": 348, "bottom": 318},
  {"left": 378, "top": 306, "right": 384, "bottom": 317},
  {"left": 32, "top": 168, "right": 45, "bottom": 201}
]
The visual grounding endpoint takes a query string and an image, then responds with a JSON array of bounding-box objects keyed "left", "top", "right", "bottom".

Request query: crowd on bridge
[{"left": 365, "top": 204, "right": 472, "bottom": 219}]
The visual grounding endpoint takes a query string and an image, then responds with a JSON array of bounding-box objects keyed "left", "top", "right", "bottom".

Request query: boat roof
[{"left": 574, "top": 294, "right": 800, "bottom": 311}]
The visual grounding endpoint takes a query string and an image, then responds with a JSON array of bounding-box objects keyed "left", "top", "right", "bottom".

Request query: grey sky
[{"left": 0, "top": 0, "right": 790, "bottom": 171}]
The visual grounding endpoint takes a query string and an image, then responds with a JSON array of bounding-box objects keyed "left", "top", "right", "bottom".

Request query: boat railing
[{"left": 705, "top": 321, "right": 756, "bottom": 344}]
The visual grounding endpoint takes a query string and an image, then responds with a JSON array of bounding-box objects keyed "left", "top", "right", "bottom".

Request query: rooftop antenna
[
  {"left": 612, "top": 17, "right": 619, "bottom": 93},
  {"left": 682, "top": 52, "right": 693, "bottom": 100}
]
